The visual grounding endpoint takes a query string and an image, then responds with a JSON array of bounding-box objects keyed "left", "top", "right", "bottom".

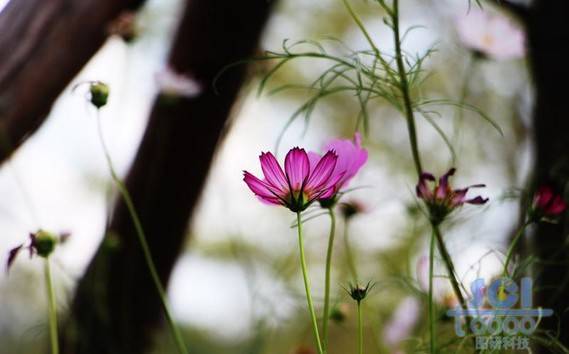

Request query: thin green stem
[
  {"left": 433, "top": 224, "right": 479, "bottom": 351},
  {"left": 432, "top": 225, "right": 467, "bottom": 312},
  {"left": 296, "top": 212, "right": 325, "bottom": 354},
  {"left": 95, "top": 112, "right": 188, "bottom": 354},
  {"left": 343, "top": 219, "right": 359, "bottom": 282},
  {"left": 322, "top": 208, "right": 336, "bottom": 350},
  {"left": 502, "top": 221, "right": 531, "bottom": 277},
  {"left": 392, "top": 0, "right": 422, "bottom": 176},
  {"left": 357, "top": 301, "right": 364, "bottom": 354},
  {"left": 340, "top": 0, "right": 396, "bottom": 83},
  {"left": 44, "top": 258, "right": 59, "bottom": 354},
  {"left": 451, "top": 54, "right": 478, "bottom": 159},
  {"left": 428, "top": 230, "right": 436, "bottom": 354}
]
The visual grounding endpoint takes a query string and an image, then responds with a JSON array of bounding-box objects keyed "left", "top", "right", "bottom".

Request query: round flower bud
[
  {"left": 89, "top": 82, "right": 109, "bottom": 109},
  {"left": 32, "top": 230, "right": 57, "bottom": 258}
]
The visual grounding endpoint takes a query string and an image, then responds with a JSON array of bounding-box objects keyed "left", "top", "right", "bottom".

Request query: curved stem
[
  {"left": 322, "top": 208, "right": 336, "bottom": 350},
  {"left": 44, "top": 258, "right": 59, "bottom": 354},
  {"left": 502, "top": 221, "right": 531, "bottom": 277},
  {"left": 428, "top": 229, "right": 436, "bottom": 354},
  {"left": 296, "top": 212, "right": 324, "bottom": 354},
  {"left": 95, "top": 111, "right": 189, "bottom": 354},
  {"left": 357, "top": 301, "right": 364, "bottom": 354},
  {"left": 343, "top": 219, "right": 359, "bottom": 282},
  {"left": 392, "top": 0, "right": 422, "bottom": 176}
]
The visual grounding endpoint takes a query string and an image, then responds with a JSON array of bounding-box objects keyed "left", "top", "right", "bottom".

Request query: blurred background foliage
[{"left": 0, "top": 0, "right": 531, "bottom": 353}]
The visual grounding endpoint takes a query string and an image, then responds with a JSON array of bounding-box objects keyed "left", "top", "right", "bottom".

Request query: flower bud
[
  {"left": 529, "top": 186, "right": 567, "bottom": 223},
  {"left": 339, "top": 200, "right": 366, "bottom": 219},
  {"left": 347, "top": 281, "right": 374, "bottom": 303},
  {"left": 31, "top": 230, "right": 58, "bottom": 258},
  {"left": 89, "top": 82, "right": 109, "bottom": 109},
  {"left": 318, "top": 196, "right": 337, "bottom": 209}
]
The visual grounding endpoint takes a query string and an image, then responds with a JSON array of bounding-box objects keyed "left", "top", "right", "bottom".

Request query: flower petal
[
  {"left": 260, "top": 152, "right": 288, "bottom": 193},
  {"left": 436, "top": 168, "right": 456, "bottom": 199},
  {"left": 416, "top": 172, "right": 435, "bottom": 199},
  {"left": 284, "top": 147, "right": 310, "bottom": 190},
  {"left": 6, "top": 244, "right": 23, "bottom": 273},
  {"left": 317, "top": 171, "right": 346, "bottom": 200},
  {"left": 243, "top": 171, "right": 284, "bottom": 205},
  {"left": 324, "top": 134, "right": 368, "bottom": 188},
  {"left": 464, "top": 196, "right": 488, "bottom": 205},
  {"left": 450, "top": 188, "right": 468, "bottom": 207},
  {"left": 305, "top": 150, "right": 338, "bottom": 192},
  {"left": 534, "top": 186, "right": 553, "bottom": 209},
  {"left": 546, "top": 196, "right": 567, "bottom": 215},
  {"left": 307, "top": 151, "right": 322, "bottom": 172}
]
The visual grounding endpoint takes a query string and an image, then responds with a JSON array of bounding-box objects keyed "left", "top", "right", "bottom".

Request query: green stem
[
  {"left": 296, "top": 212, "right": 325, "bottom": 354},
  {"left": 357, "top": 301, "right": 364, "bottom": 354},
  {"left": 428, "top": 230, "right": 436, "bottom": 354},
  {"left": 343, "top": 219, "right": 359, "bottom": 282},
  {"left": 392, "top": 0, "right": 422, "bottom": 176},
  {"left": 451, "top": 54, "right": 478, "bottom": 152},
  {"left": 95, "top": 112, "right": 188, "bottom": 354},
  {"left": 433, "top": 224, "right": 479, "bottom": 352},
  {"left": 502, "top": 221, "right": 531, "bottom": 277},
  {"left": 44, "top": 258, "right": 59, "bottom": 354},
  {"left": 341, "top": 0, "right": 396, "bottom": 83},
  {"left": 432, "top": 225, "right": 467, "bottom": 313},
  {"left": 322, "top": 209, "right": 336, "bottom": 350}
]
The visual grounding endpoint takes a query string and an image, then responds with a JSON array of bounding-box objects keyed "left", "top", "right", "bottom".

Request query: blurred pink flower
[
  {"left": 455, "top": 8, "right": 525, "bottom": 61},
  {"left": 530, "top": 186, "right": 567, "bottom": 221},
  {"left": 383, "top": 296, "right": 420, "bottom": 349},
  {"left": 417, "top": 168, "right": 487, "bottom": 224},
  {"left": 243, "top": 147, "right": 345, "bottom": 212},
  {"left": 308, "top": 133, "right": 368, "bottom": 200},
  {"left": 155, "top": 67, "right": 201, "bottom": 97}
]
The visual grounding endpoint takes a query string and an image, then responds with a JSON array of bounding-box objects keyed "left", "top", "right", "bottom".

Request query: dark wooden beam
[
  {"left": 63, "top": 0, "right": 275, "bottom": 353},
  {"left": 0, "top": 0, "right": 145, "bottom": 161}
]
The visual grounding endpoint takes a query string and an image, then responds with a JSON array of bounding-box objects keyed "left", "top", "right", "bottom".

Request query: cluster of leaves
[{"left": 250, "top": 2, "right": 501, "bottom": 159}]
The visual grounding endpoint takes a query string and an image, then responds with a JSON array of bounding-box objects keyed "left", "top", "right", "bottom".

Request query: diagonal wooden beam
[
  {"left": 0, "top": 0, "right": 144, "bottom": 161},
  {"left": 64, "top": 1, "right": 275, "bottom": 353}
]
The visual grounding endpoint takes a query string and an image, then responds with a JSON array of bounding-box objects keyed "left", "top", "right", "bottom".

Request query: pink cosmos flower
[
  {"left": 308, "top": 133, "right": 368, "bottom": 202},
  {"left": 243, "top": 147, "right": 345, "bottom": 212},
  {"left": 416, "top": 168, "right": 487, "bottom": 224},
  {"left": 530, "top": 186, "right": 567, "bottom": 221},
  {"left": 455, "top": 8, "right": 525, "bottom": 61}
]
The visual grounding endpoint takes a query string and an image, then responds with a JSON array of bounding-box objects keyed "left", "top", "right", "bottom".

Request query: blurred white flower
[
  {"left": 155, "top": 66, "right": 202, "bottom": 97},
  {"left": 383, "top": 296, "right": 421, "bottom": 349},
  {"left": 455, "top": 8, "right": 525, "bottom": 61}
]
